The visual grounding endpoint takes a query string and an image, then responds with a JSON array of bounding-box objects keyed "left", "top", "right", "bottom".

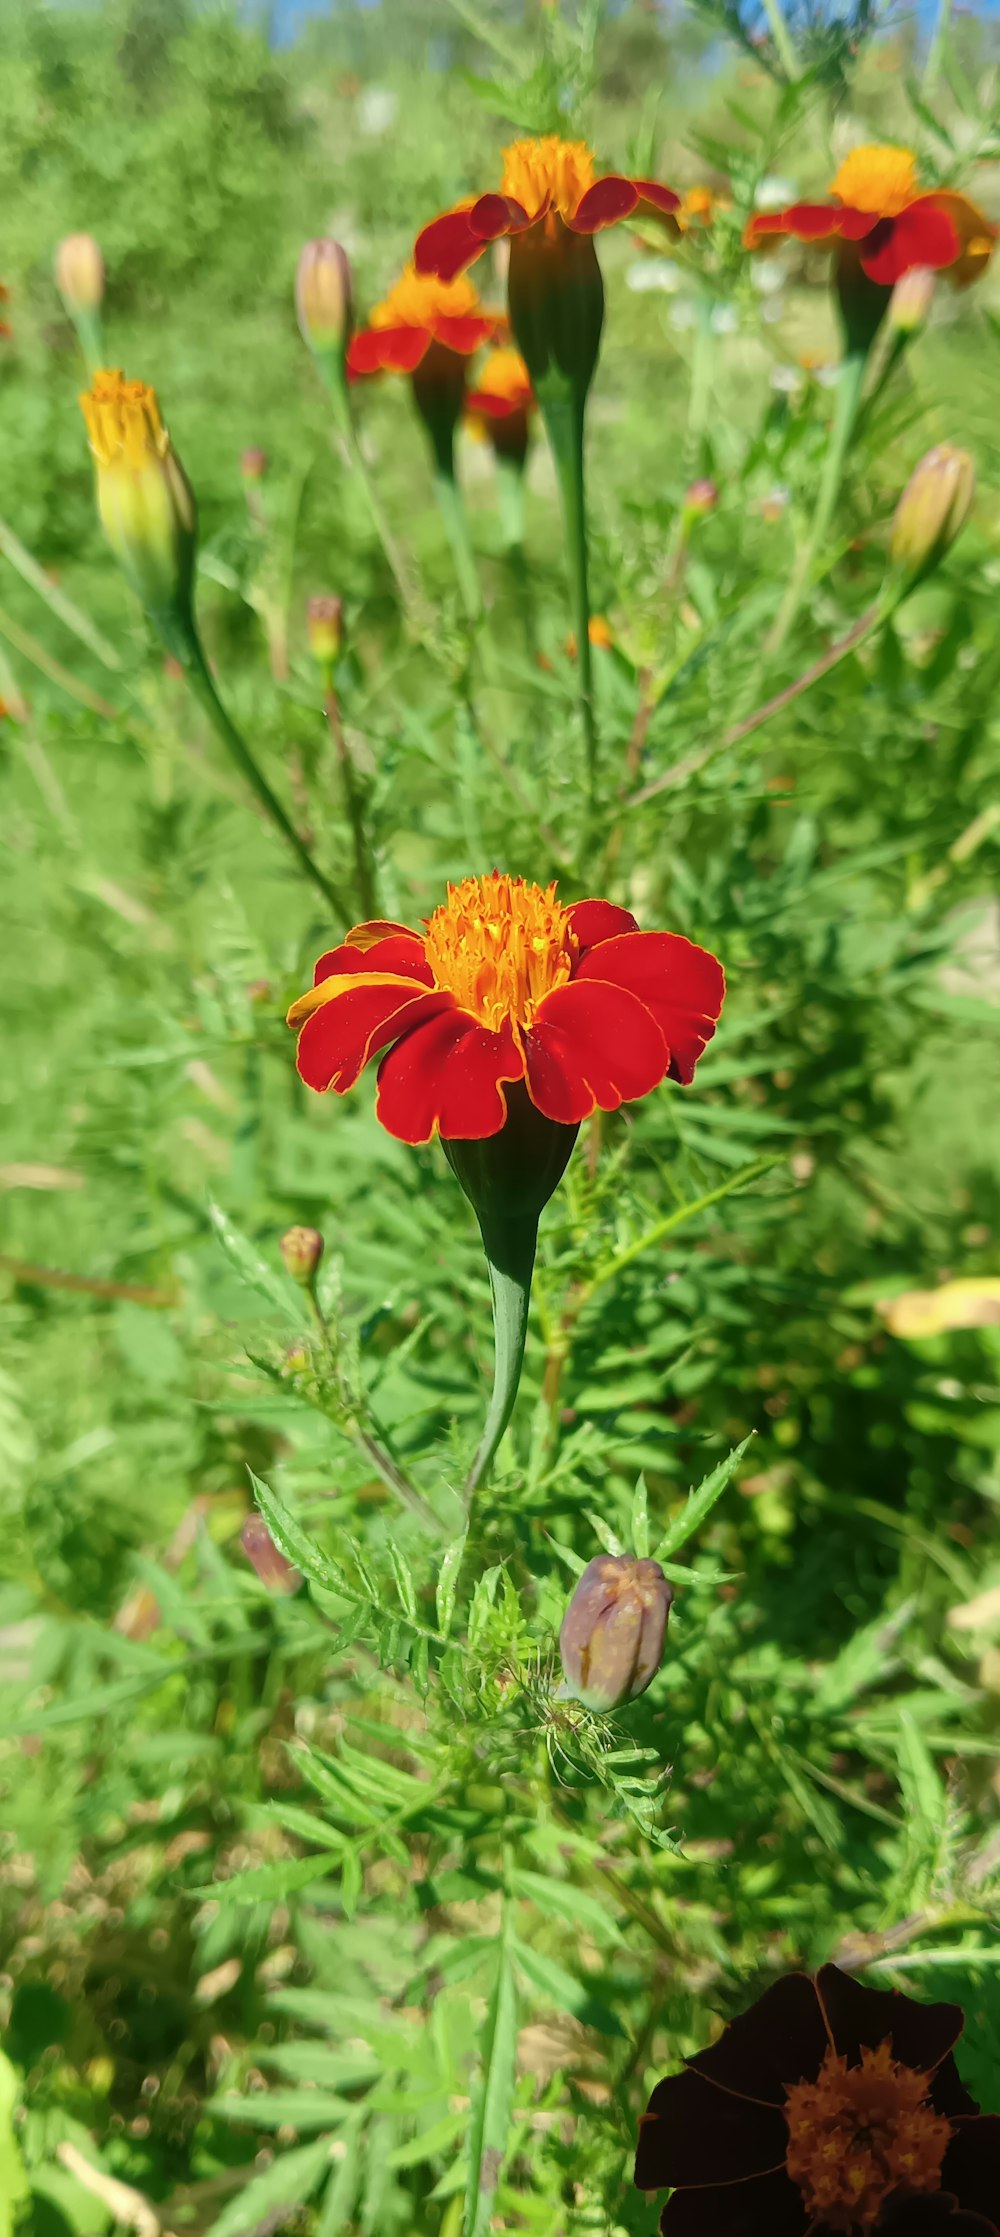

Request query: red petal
[
  {"left": 296, "top": 986, "right": 451, "bottom": 1094},
  {"left": 635, "top": 2068, "right": 788, "bottom": 2190},
  {"left": 432, "top": 313, "right": 498, "bottom": 354},
  {"left": 569, "top": 175, "right": 639, "bottom": 233},
  {"left": 374, "top": 1012, "right": 523, "bottom": 1144},
  {"left": 313, "top": 933, "right": 429, "bottom": 986},
  {"left": 465, "top": 388, "right": 519, "bottom": 418},
  {"left": 414, "top": 206, "right": 485, "bottom": 281},
  {"left": 313, "top": 942, "right": 369, "bottom": 985},
  {"left": 577, "top": 930, "right": 724, "bottom": 1085},
  {"left": 567, "top": 898, "right": 640, "bottom": 955},
  {"left": 860, "top": 198, "right": 960, "bottom": 284},
  {"left": 684, "top": 1973, "right": 828, "bottom": 2106},
  {"left": 469, "top": 191, "right": 531, "bottom": 240},
  {"left": 659, "top": 2167, "right": 806, "bottom": 2237},
  {"left": 633, "top": 178, "right": 682, "bottom": 217},
  {"left": 347, "top": 917, "right": 419, "bottom": 949},
  {"left": 816, "top": 1964, "right": 965, "bottom": 2074},
  {"left": 941, "top": 2117, "right": 1000, "bottom": 2221},
  {"left": 347, "top": 325, "right": 429, "bottom": 377},
  {"left": 745, "top": 202, "right": 850, "bottom": 244},
  {"left": 524, "top": 979, "right": 668, "bottom": 1125}
]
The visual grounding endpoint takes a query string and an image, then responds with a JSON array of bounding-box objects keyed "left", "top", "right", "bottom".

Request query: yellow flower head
[
  {"left": 830, "top": 144, "right": 919, "bottom": 215},
  {"left": 501, "top": 136, "right": 596, "bottom": 224},
  {"left": 80, "top": 369, "right": 196, "bottom": 628},
  {"left": 371, "top": 263, "right": 483, "bottom": 331}
]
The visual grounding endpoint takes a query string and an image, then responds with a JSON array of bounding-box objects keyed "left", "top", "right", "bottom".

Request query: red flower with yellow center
[
  {"left": 465, "top": 346, "right": 536, "bottom": 465},
  {"left": 415, "top": 134, "right": 681, "bottom": 285},
  {"left": 346, "top": 264, "right": 498, "bottom": 380},
  {"left": 744, "top": 145, "right": 996, "bottom": 290},
  {"left": 286, "top": 873, "right": 724, "bottom": 1146},
  {"left": 635, "top": 1963, "right": 1000, "bottom": 2236}
]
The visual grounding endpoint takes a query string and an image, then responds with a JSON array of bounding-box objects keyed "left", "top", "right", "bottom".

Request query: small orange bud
[
  {"left": 683, "top": 477, "right": 718, "bottom": 517},
  {"left": 240, "top": 445, "right": 269, "bottom": 482},
  {"left": 240, "top": 1515, "right": 302, "bottom": 1595},
  {"left": 891, "top": 444, "right": 975, "bottom": 585},
  {"left": 306, "top": 595, "right": 344, "bottom": 671},
  {"left": 55, "top": 232, "right": 104, "bottom": 316},
  {"left": 296, "top": 239, "right": 353, "bottom": 357},
  {"left": 280, "top": 1225, "right": 324, "bottom": 1284},
  {"left": 888, "top": 265, "right": 935, "bottom": 336},
  {"left": 559, "top": 1554, "right": 673, "bottom": 1711}
]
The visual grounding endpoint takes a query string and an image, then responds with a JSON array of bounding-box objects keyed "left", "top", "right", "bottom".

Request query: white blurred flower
[
  {"left": 357, "top": 86, "right": 398, "bottom": 137},
  {"left": 626, "top": 257, "right": 680, "bottom": 294},
  {"left": 668, "top": 298, "right": 698, "bottom": 330},
  {"left": 815, "top": 363, "right": 839, "bottom": 388},
  {"left": 754, "top": 175, "right": 796, "bottom": 211},
  {"left": 761, "top": 296, "right": 786, "bottom": 324},
  {"left": 770, "top": 364, "right": 803, "bottom": 393},
  {"left": 760, "top": 483, "right": 791, "bottom": 520},
  {"left": 711, "top": 303, "right": 739, "bottom": 334},
  {"left": 751, "top": 256, "right": 787, "bottom": 295}
]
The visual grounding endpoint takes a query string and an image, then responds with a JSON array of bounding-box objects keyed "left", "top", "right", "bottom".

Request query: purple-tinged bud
[
  {"left": 306, "top": 595, "right": 344, "bottom": 672},
  {"left": 891, "top": 444, "right": 975, "bottom": 586},
  {"left": 683, "top": 477, "right": 718, "bottom": 517},
  {"left": 55, "top": 232, "right": 104, "bottom": 317},
  {"left": 296, "top": 239, "right": 353, "bottom": 359},
  {"left": 888, "top": 266, "right": 935, "bottom": 337},
  {"left": 280, "top": 1225, "right": 324, "bottom": 1285},
  {"left": 240, "top": 445, "right": 269, "bottom": 483},
  {"left": 559, "top": 1554, "right": 673, "bottom": 1711},
  {"left": 240, "top": 1514, "right": 302, "bottom": 1595}
]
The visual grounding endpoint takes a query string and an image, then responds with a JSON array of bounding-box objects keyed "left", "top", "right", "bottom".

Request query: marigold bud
[
  {"left": 888, "top": 265, "right": 935, "bottom": 336},
  {"left": 683, "top": 477, "right": 718, "bottom": 517},
  {"left": 240, "top": 445, "right": 269, "bottom": 482},
  {"left": 240, "top": 1514, "right": 302, "bottom": 1595},
  {"left": 306, "top": 595, "right": 344, "bottom": 672},
  {"left": 280, "top": 1225, "right": 324, "bottom": 1284},
  {"left": 80, "top": 369, "right": 196, "bottom": 631},
  {"left": 296, "top": 239, "right": 353, "bottom": 358},
  {"left": 55, "top": 232, "right": 104, "bottom": 316},
  {"left": 891, "top": 444, "right": 975, "bottom": 585},
  {"left": 559, "top": 1554, "right": 673, "bottom": 1711}
]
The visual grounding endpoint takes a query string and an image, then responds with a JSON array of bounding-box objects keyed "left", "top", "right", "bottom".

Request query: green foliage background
[{"left": 2, "top": 1, "right": 1000, "bottom": 2233}]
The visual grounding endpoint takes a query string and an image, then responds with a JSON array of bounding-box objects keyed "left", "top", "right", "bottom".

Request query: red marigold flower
[
  {"left": 744, "top": 144, "right": 996, "bottom": 291},
  {"left": 286, "top": 872, "right": 724, "bottom": 1147},
  {"left": 465, "top": 345, "right": 536, "bottom": 467},
  {"left": 347, "top": 264, "right": 498, "bottom": 381},
  {"left": 635, "top": 1962, "right": 1000, "bottom": 2236},
  {"left": 415, "top": 135, "right": 681, "bottom": 399}
]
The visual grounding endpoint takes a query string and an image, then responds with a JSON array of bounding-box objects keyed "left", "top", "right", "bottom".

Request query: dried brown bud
[
  {"left": 280, "top": 1225, "right": 324, "bottom": 1284},
  {"left": 891, "top": 444, "right": 975, "bottom": 585},
  {"left": 296, "top": 239, "right": 353, "bottom": 356},
  {"left": 240, "top": 1515, "right": 302, "bottom": 1595},
  {"left": 306, "top": 595, "right": 344, "bottom": 671},
  {"left": 559, "top": 1554, "right": 673, "bottom": 1711}
]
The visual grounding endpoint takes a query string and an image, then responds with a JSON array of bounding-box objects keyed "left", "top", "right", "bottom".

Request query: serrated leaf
[
  {"left": 210, "top": 2089, "right": 351, "bottom": 2131},
  {"left": 630, "top": 1476, "right": 650, "bottom": 1559},
  {"left": 510, "top": 1937, "right": 626, "bottom": 2037},
  {"left": 652, "top": 1438, "right": 753, "bottom": 1563},
  {"left": 189, "top": 1852, "right": 341, "bottom": 1904},
  {"left": 208, "top": 1204, "right": 304, "bottom": 1328},
  {"left": 436, "top": 1526, "right": 468, "bottom": 1635},
  {"left": 204, "top": 2137, "right": 334, "bottom": 2237},
  {"left": 250, "top": 1472, "right": 345, "bottom": 1596}
]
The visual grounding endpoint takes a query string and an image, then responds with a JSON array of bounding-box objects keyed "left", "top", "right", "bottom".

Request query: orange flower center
[
  {"left": 81, "top": 368, "right": 168, "bottom": 468},
  {"left": 423, "top": 873, "right": 578, "bottom": 1033},
  {"left": 784, "top": 2042, "right": 952, "bottom": 2232},
  {"left": 473, "top": 346, "right": 532, "bottom": 405},
  {"left": 829, "top": 145, "right": 919, "bottom": 216},
  {"left": 371, "top": 263, "right": 483, "bottom": 330},
  {"left": 500, "top": 135, "right": 595, "bottom": 224}
]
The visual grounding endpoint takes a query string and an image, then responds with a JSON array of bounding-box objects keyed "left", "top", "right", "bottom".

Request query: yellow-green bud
[
  {"left": 888, "top": 265, "right": 935, "bottom": 338},
  {"left": 55, "top": 232, "right": 105, "bottom": 316},
  {"left": 559, "top": 1554, "right": 673, "bottom": 1712},
  {"left": 891, "top": 444, "right": 975, "bottom": 587},
  {"left": 79, "top": 369, "right": 196, "bottom": 630},
  {"left": 280, "top": 1225, "right": 324, "bottom": 1284},
  {"left": 296, "top": 239, "right": 353, "bottom": 357},
  {"left": 306, "top": 595, "right": 344, "bottom": 674}
]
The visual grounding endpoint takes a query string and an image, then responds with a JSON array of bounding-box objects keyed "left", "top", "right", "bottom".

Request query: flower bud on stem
[{"left": 55, "top": 233, "right": 105, "bottom": 371}]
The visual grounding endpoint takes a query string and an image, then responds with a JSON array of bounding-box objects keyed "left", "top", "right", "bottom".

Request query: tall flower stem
[
  {"left": 496, "top": 460, "right": 535, "bottom": 658},
  {"left": 540, "top": 383, "right": 597, "bottom": 821},
  {"left": 326, "top": 372, "right": 423, "bottom": 627},
  {"left": 764, "top": 346, "right": 869, "bottom": 658},
  {"left": 461, "top": 1212, "right": 538, "bottom": 1501},
  {"left": 433, "top": 468, "right": 483, "bottom": 624},
  {"left": 761, "top": 0, "right": 801, "bottom": 79},
  {"left": 178, "top": 627, "right": 351, "bottom": 928},
  {"left": 324, "top": 684, "right": 378, "bottom": 919}
]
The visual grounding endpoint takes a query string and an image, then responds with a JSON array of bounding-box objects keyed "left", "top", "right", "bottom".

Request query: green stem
[
  {"left": 325, "top": 684, "right": 377, "bottom": 918},
  {"left": 325, "top": 365, "right": 423, "bottom": 626},
  {"left": 764, "top": 347, "right": 869, "bottom": 658},
  {"left": 0, "top": 514, "right": 122, "bottom": 669},
  {"left": 462, "top": 1214, "right": 538, "bottom": 1501},
  {"left": 684, "top": 290, "right": 715, "bottom": 479},
  {"left": 761, "top": 0, "right": 801, "bottom": 79},
  {"left": 179, "top": 626, "right": 351, "bottom": 927},
  {"left": 540, "top": 384, "right": 596, "bottom": 820},
  {"left": 72, "top": 306, "right": 105, "bottom": 376},
  {"left": 923, "top": 0, "right": 952, "bottom": 92},
  {"left": 433, "top": 467, "right": 483, "bottom": 624}
]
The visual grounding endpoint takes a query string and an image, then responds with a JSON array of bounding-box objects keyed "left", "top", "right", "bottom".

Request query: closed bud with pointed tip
[
  {"left": 891, "top": 444, "right": 975, "bottom": 588},
  {"left": 241, "top": 1514, "right": 302, "bottom": 1595},
  {"left": 240, "top": 445, "right": 269, "bottom": 482},
  {"left": 888, "top": 265, "right": 935, "bottom": 337},
  {"left": 80, "top": 368, "right": 196, "bottom": 634},
  {"left": 306, "top": 596, "right": 343, "bottom": 674},
  {"left": 56, "top": 232, "right": 104, "bottom": 316},
  {"left": 683, "top": 477, "right": 718, "bottom": 517},
  {"left": 280, "top": 1225, "right": 324, "bottom": 1284},
  {"left": 296, "top": 239, "right": 353, "bottom": 363},
  {"left": 559, "top": 1554, "right": 673, "bottom": 1711}
]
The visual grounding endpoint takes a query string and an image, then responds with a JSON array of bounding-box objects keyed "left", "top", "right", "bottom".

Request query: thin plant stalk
[
  {"left": 0, "top": 600, "right": 120, "bottom": 720},
  {"left": 761, "top": 0, "right": 801, "bottom": 79},
  {"left": 541, "top": 385, "right": 597, "bottom": 817},
  {"left": 0, "top": 515, "right": 122, "bottom": 670},
  {"left": 462, "top": 1214, "right": 537, "bottom": 1500},
  {"left": 923, "top": 0, "right": 952, "bottom": 92},
  {"left": 304, "top": 1283, "right": 444, "bottom": 1535},
  {"left": 324, "top": 683, "right": 378, "bottom": 918},
  {"left": 433, "top": 468, "right": 483, "bottom": 624},
  {"left": 764, "top": 347, "right": 869, "bottom": 657},
  {"left": 179, "top": 629, "right": 352, "bottom": 928},
  {"left": 327, "top": 374, "right": 423, "bottom": 626},
  {"left": 496, "top": 460, "right": 536, "bottom": 658}
]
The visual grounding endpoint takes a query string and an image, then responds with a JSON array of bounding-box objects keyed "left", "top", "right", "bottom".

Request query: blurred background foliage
[{"left": 2, "top": 1, "right": 1000, "bottom": 2234}]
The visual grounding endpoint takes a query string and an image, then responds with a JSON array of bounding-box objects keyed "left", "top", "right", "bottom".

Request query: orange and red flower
[
  {"left": 635, "top": 1963, "right": 1000, "bottom": 2235},
  {"left": 744, "top": 145, "right": 996, "bottom": 290},
  {"left": 346, "top": 265, "right": 498, "bottom": 381},
  {"left": 465, "top": 346, "right": 536, "bottom": 465},
  {"left": 286, "top": 872, "right": 724, "bottom": 1146},
  {"left": 415, "top": 134, "right": 681, "bottom": 285}
]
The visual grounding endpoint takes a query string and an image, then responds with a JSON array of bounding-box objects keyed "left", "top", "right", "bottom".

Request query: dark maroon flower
[{"left": 635, "top": 1964, "right": 1000, "bottom": 2236}]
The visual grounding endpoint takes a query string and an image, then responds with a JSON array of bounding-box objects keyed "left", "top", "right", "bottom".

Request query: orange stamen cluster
[
  {"left": 80, "top": 369, "right": 168, "bottom": 469},
  {"left": 473, "top": 347, "right": 532, "bottom": 405},
  {"left": 371, "top": 263, "right": 482, "bottom": 330},
  {"left": 830, "top": 145, "right": 919, "bottom": 215},
  {"left": 500, "top": 136, "right": 595, "bottom": 223},
  {"left": 423, "top": 874, "right": 578, "bottom": 1033},
  {"left": 784, "top": 2042, "right": 951, "bottom": 2231}
]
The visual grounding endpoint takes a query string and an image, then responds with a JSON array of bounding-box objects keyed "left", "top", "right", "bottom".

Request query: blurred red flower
[
  {"left": 745, "top": 145, "right": 996, "bottom": 290},
  {"left": 346, "top": 264, "right": 498, "bottom": 380},
  {"left": 287, "top": 873, "right": 724, "bottom": 1145},
  {"left": 414, "top": 134, "right": 681, "bottom": 284}
]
